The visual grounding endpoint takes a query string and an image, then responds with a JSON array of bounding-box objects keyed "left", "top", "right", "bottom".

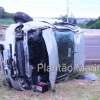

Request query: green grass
[
  {"left": 95, "top": 70, "right": 100, "bottom": 75},
  {"left": 90, "top": 96, "right": 100, "bottom": 100},
  {"left": 0, "top": 18, "right": 14, "bottom": 25}
]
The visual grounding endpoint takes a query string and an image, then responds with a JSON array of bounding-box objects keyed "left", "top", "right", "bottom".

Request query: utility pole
[{"left": 66, "top": 0, "right": 69, "bottom": 23}]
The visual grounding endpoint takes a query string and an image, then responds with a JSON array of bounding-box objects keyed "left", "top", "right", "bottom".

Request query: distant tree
[
  {"left": 98, "top": 16, "right": 100, "bottom": 20},
  {"left": 0, "top": 7, "right": 14, "bottom": 19},
  {"left": 86, "top": 20, "right": 95, "bottom": 26},
  {"left": 0, "top": 7, "right": 14, "bottom": 25},
  {"left": 68, "top": 18, "right": 77, "bottom": 25},
  {"left": 88, "top": 20, "right": 100, "bottom": 29},
  {"left": 0, "top": 7, "right": 5, "bottom": 18},
  {"left": 59, "top": 14, "right": 77, "bottom": 25},
  {"left": 95, "top": 21, "right": 100, "bottom": 29},
  {"left": 3, "top": 12, "right": 14, "bottom": 18},
  {"left": 60, "top": 14, "right": 68, "bottom": 22},
  {"left": 86, "top": 17, "right": 100, "bottom": 29}
]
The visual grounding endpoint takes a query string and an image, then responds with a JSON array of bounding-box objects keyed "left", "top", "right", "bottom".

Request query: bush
[{"left": 86, "top": 17, "right": 100, "bottom": 29}]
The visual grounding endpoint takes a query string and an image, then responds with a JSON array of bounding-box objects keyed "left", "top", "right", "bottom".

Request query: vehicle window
[{"left": 55, "top": 29, "right": 74, "bottom": 66}]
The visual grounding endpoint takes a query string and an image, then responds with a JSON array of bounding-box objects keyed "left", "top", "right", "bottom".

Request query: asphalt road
[{"left": 83, "top": 29, "right": 100, "bottom": 63}]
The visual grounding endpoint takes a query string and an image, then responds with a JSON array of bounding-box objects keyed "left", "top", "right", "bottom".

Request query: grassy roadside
[{"left": 0, "top": 65, "right": 100, "bottom": 100}]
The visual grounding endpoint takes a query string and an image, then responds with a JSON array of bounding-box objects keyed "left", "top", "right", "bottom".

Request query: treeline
[
  {"left": 59, "top": 15, "right": 77, "bottom": 25},
  {"left": 86, "top": 17, "right": 100, "bottom": 29},
  {"left": 0, "top": 7, "right": 14, "bottom": 18},
  {"left": 0, "top": 7, "right": 14, "bottom": 25}
]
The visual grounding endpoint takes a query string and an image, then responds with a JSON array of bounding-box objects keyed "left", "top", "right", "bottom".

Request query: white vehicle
[{"left": 0, "top": 12, "right": 85, "bottom": 91}]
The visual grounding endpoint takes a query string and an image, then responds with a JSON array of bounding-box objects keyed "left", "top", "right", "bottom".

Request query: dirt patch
[
  {"left": 0, "top": 66, "right": 100, "bottom": 100},
  {"left": 0, "top": 79, "right": 100, "bottom": 100}
]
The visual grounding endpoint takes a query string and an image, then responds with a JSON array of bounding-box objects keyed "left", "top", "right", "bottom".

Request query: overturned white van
[{"left": 0, "top": 19, "right": 85, "bottom": 91}]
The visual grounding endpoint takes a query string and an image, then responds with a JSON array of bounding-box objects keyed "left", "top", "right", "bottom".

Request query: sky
[{"left": 0, "top": 0, "right": 100, "bottom": 18}]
